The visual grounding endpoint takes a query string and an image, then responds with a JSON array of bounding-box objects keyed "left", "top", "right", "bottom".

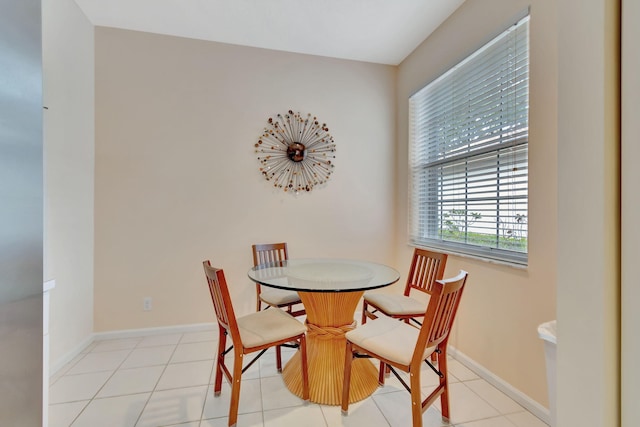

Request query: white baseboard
[
  {"left": 449, "top": 346, "right": 550, "bottom": 425},
  {"left": 93, "top": 322, "right": 216, "bottom": 341},
  {"left": 50, "top": 334, "right": 95, "bottom": 375},
  {"left": 50, "top": 322, "right": 216, "bottom": 376}
]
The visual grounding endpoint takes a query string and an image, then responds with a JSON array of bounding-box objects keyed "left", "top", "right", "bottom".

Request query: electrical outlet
[{"left": 143, "top": 297, "right": 152, "bottom": 311}]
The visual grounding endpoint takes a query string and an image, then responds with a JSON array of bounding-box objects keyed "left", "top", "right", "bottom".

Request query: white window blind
[{"left": 408, "top": 15, "right": 529, "bottom": 265}]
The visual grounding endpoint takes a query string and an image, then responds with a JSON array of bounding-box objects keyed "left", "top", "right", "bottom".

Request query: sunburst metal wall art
[{"left": 255, "top": 110, "right": 336, "bottom": 193}]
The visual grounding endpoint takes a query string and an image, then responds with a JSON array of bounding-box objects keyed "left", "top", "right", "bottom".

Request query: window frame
[{"left": 408, "top": 15, "right": 530, "bottom": 266}]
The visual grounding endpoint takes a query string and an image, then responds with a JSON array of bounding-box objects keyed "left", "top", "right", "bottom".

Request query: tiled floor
[{"left": 49, "top": 325, "right": 549, "bottom": 427}]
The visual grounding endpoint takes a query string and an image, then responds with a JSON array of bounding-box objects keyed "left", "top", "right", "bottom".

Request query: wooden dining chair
[
  {"left": 342, "top": 270, "right": 468, "bottom": 427},
  {"left": 252, "top": 242, "right": 305, "bottom": 317},
  {"left": 361, "top": 248, "right": 447, "bottom": 326},
  {"left": 203, "top": 260, "right": 309, "bottom": 427}
]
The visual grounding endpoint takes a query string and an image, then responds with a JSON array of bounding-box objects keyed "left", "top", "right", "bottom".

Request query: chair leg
[
  {"left": 361, "top": 301, "right": 368, "bottom": 325},
  {"left": 214, "top": 325, "right": 226, "bottom": 395},
  {"left": 300, "top": 334, "right": 309, "bottom": 401},
  {"left": 228, "top": 351, "right": 243, "bottom": 427},
  {"left": 361, "top": 302, "right": 380, "bottom": 324},
  {"left": 341, "top": 341, "right": 354, "bottom": 414},
  {"left": 378, "top": 361, "right": 386, "bottom": 385},
  {"left": 256, "top": 284, "right": 262, "bottom": 312},
  {"left": 276, "top": 345, "right": 282, "bottom": 372},
  {"left": 410, "top": 369, "right": 423, "bottom": 427},
  {"left": 437, "top": 348, "right": 451, "bottom": 420}
]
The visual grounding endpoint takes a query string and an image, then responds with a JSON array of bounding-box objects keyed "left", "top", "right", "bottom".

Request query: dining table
[{"left": 247, "top": 258, "right": 400, "bottom": 405}]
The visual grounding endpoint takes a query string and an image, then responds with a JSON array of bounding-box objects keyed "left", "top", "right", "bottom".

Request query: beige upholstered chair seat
[
  {"left": 259, "top": 288, "right": 301, "bottom": 307},
  {"left": 237, "top": 308, "right": 307, "bottom": 349},
  {"left": 345, "top": 316, "right": 435, "bottom": 366},
  {"left": 363, "top": 293, "right": 427, "bottom": 317},
  {"left": 361, "top": 248, "right": 447, "bottom": 326}
]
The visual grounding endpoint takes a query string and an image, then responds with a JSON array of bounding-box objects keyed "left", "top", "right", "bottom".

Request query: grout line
[
  {"left": 64, "top": 347, "right": 138, "bottom": 426},
  {"left": 134, "top": 333, "right": 181, "bottom": 427},
  {"left": 198, "top": 347, "right": 216, "bottom": 424}
]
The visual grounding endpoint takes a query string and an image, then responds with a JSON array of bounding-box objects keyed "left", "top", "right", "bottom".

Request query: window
[{"left": 408, "top": 15, "right": 529, "bottom": 265}]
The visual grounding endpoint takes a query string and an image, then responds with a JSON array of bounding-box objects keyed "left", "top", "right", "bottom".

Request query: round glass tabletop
[{"left": 248, "top": 258, "right": 400, "bottom": 292}]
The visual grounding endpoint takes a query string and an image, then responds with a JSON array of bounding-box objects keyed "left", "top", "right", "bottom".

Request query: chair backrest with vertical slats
[
  {"left": 405, "top": 248, "right": 448, "bottom": 296},
  {"left": 203, "top": 261, "right": 241, "bottom": 344},
  {"left": 413, "top": 270, "right": 468, "bottom": 363},
  {"left": 252, "top": 242, "right": 289, "bottom": 267}
]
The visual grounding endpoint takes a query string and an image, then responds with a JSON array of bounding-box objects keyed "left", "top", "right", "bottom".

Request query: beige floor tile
[
  {"left": 48, "top": 401, "right": 88, "bottom": 426},
  {"left": 49, "top": 371, "right": 112, "bottom": 404},
  {"left": 445, "top": 382, "right": 501, "bottom": 424},
  {"left": 201, "top": 411, "right": 264, "bottom": 427},
  {"left": 372, "top": 390, "right": 451, "bottom": 427},
  {"left": 447, "top": 359, "right": 480, "bottom": 382},
  {"left": 65, "top": 350, "right": 130, "bottom": 375},
  {"left": 121, "top": 345, "right": 176, "bottom": 369},
  {"left": 260, "top": 375, "right": 307, "bottom": 411},
  {"left": 136, "top": 385, "right": 208, "bottom": 427},
  {"left": 258, "top": 347, "right": 297, "bottom": 378},
  {"left": 68, "top": 393, "right": 149, "bottom": 427},
  {"left": 96, "top": 365, "right": 164, "bottom": 397},
  {"left": 263, "top": 404, "right": 327, "bottom": 427},
  {"left": 156, "top": 359, "right": 214, "bottom": 390},
  {"left": 170, "top": 340, "right": 216, "bottom": 363},
  {"left": 506, "top": 411, "right": 549, "bottom": 427},
  {"left": 465, "top": 379, "right": 524, "bottom": 415},
  {"left": 202, "top": 380, "right": 263, "bottom": 419},
  {"left": 321, "top": 397, "right": 390, "bottom": 426}
]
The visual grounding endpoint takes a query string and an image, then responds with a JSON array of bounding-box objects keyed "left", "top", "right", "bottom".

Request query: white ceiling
[{"left": 72, "top": 0, "right": 464, "bottom": 65}]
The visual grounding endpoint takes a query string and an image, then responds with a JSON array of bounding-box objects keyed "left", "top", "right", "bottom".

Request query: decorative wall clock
[{"left": 255, "top": 110, "right": 336, "bottom": 193}]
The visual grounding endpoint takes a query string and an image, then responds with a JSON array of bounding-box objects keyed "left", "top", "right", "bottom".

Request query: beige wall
[
  {"left": 396, "top": 0, "right": 557, "bottom": 408},
  {"left": 557, "top": 0, "right": 620, "bottom": 426},
  {"left": 622, "top": 0, "right": 640, "bottom": 424},
  {"left": 42, "top": 0, "right": 95, "bottom": 369},
  {"left": 93, "top": 28, "right": 397, "bottom": 331}
]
